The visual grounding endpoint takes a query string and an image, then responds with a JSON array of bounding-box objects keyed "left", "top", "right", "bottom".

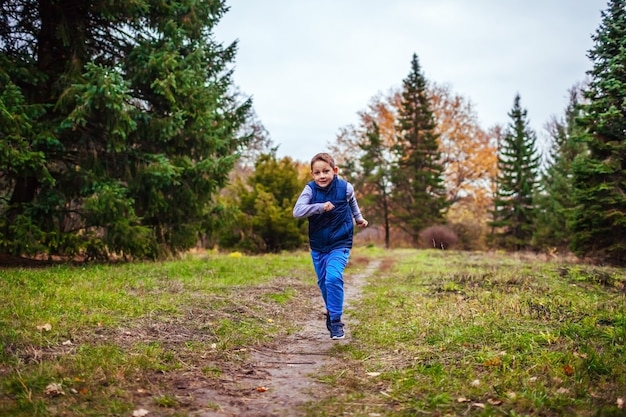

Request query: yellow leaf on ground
[{"left": 37, "top": 323, "right": 52, "bottom": 331}]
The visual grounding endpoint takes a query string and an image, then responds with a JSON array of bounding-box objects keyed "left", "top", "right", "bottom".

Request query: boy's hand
[
  {"left": 323, "top": 201, "right": 335, "bottom": 212},
  {"left": 356, "top": 219, "right": 368, "bottom": 228}
]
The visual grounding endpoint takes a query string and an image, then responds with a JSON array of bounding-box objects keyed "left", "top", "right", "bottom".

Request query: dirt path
[{"left": 194, "top": 260, "right": 380, "bottom": 417}]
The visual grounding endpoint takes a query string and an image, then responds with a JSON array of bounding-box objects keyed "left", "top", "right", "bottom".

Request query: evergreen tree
[
  {"left": 358, "top": 122, "right": 393, "bottom": 248},
  {"left": 533, "top": 87, "right": 587, "bottom": 251},
  {"left": 391, "top": 53, "right": 447, "bottom": 243},
  {"left": 219, "top": 153, "right": 305, "bottom": 253},
  {"left": 0, "top": 0, "right": 250, "bottom": 259},
  {"left": 489, "top": 94, "right": 540, "bottom": 250},
  {"left": 570, "top": 0, "right": 626, "bottom": 265}
]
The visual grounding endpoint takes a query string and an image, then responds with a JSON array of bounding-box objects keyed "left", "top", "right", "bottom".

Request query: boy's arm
[
  {"left": 293, "top": 185, "right": 326, "bottom": 219},
  {"left": 346, "top": 183, "right": 368, "bottom": 227}
]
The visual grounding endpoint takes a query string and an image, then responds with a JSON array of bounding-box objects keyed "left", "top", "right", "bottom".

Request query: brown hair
[{"left": 310, "top": 152, "right": 336, "bottom": 170}]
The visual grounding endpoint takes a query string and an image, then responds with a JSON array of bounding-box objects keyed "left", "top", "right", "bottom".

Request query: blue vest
[{"left": 307, "top": 176, "right": 353, "bottom": 252}]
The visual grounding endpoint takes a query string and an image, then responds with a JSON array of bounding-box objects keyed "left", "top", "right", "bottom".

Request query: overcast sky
[{"left": 214, "top": 1, "right": 606, "bottom": 163}]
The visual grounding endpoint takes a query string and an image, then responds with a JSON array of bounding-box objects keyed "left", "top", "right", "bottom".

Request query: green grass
[
  {"left": 308, "top": 250, "right": 626, "bottom": 416},
  {"left": 1, "top": 248, "right": 625, "bottom": 416},
  {"left": 0, "top": 250, "right": 315, "bottom": 416}
]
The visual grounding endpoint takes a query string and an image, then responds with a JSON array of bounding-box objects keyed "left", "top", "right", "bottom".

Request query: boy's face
[{"left": 311, "top": 160, "right": 338, "bottom": 188}]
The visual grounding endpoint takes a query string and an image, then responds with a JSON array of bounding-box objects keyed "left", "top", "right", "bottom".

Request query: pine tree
[
  {"left": 359, "top": 122, "right": 393, "bottom": 248},
  {"left": 391, "top": 53, "right": 447, "bottom": 243},
  {"left": 0, "top": 0, "right": 250, "bottom": 259},
  {"left": 220, "top": 153, "right": 304, "bottom": 253},
  {"left": 570, "top": 0, "right": 626, "bottom": 265},
  {"left": 489, "top": 94, "right": 540, "bottom": 250},
  {"left": 533, "top": 87, "right": 587, "bottom": 251}
]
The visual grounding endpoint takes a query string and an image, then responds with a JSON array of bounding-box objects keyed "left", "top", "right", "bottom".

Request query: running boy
[{"left": 293, "top": 153, "right": 368, "bottom": 339}]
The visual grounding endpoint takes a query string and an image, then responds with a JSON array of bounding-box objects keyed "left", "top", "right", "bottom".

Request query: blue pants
[{"left": 311, "top": 248, "right": 350, "bottom": 322}]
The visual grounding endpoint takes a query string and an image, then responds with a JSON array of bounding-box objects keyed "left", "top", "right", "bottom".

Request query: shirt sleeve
[
  {"left": 346, "top": 182, "right": 365, "bottom": 222},
  {"left": 293, "top": 185, "right": 325, "bottom": 219}
]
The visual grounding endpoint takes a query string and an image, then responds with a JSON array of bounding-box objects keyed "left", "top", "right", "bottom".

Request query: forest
[{"left": 1, "top": 0, "right": 625, "bottom": 266}]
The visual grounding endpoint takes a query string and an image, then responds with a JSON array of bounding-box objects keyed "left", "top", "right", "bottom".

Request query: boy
[{"left": 293, "top": 153, "right": 368, "bottom": 339}]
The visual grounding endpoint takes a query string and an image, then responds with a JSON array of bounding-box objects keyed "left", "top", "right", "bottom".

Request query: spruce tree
[
  {"left": 489, "top": 94, "right": 540, "bottom": 250},
  {"left": 359, "top": 122, "right": 393, "bottom": 248},
  {"left": 223, "top": 153, "right": 304, "bottom": 253},
  {"left": 533, "top": 87, "right": 587, "bottom": 251},
  {"left": 571, "top": 0, "right": 626, "bottom": 265},
  {"left": 391, "top": 53, "right": 447, "bottom": 244},
  {"left": 0, "top": 0, "right": 250, "bottom": 259}
]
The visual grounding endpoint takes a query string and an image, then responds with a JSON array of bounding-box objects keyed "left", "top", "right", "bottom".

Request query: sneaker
[{"left": 330, "top": 320, "right": 345, "bottom": 340}]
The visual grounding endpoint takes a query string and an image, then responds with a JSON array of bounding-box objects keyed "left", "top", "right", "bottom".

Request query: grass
[
  {"left": 308, "top": 250, "right": 626, "bottom": 416},
  {"left": 0, "top": 250, "right": 316, "bottom": 416},
  {"left": 1, "top": 248, "right": 625, "bottom": 416}
]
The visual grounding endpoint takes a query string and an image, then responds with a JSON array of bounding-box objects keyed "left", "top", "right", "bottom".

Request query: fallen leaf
[
  {"left": 529, "top": 376, "right": 538, "bottom": 382},
  {"left": 557, "top": 387, "right": 570, "bottom": 395},
  {"left": 457, "top": 397, "right": 471, "bottom": 403},
  {"left": 488, "top": 398, "right": 502, "bottom": 405},
  {"left": 472, "top": 402, "right": 485, "bottom": 409},
  {"left": 562, "top": 364, "right": 574, "bottom": 376},
  {"left": 256, "top": 386, "right": 267, "bottom": 392},
  {"left": 484, "top": 357, "right": 502, "bottom": 367},
  {"left": 44, "top": 382, "right": 64, "bottom": 396},
  {"left": 506, "top": 391, "right": 517, "bottom": 399},
  {"left": 62, "top": 340, "right": 72, "bottom": 346},
  {"left": 617, "top": 398, "right": 624, "bottom": 409},
  {"left": 366, "top": 372, "right": 381, "bottom": 377},
  {"left": 37, "top": 323, "right": 52, "bottom": 332},
  {"left": 132, "top": 409, "right": 149, "bottom": 417},
  {"left": 470, "top": 379, "right": 480, "bottom": 387}
]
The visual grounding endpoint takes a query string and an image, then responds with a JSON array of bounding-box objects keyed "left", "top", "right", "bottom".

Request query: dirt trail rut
[{"left": 196, "top": 260, "right": 380, "bottom": 417}]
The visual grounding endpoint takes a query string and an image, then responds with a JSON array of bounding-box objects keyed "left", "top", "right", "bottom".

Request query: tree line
[{"left": 2, "top": 0, "right": 626, "bottom": 266}]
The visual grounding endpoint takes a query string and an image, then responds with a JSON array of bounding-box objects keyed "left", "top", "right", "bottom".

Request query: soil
[
  {"left": 187, "top": 260, "right": 380, "bottom": 417},
  {"left": 0, "top": 254, "right": 59, "bottom": 267}
]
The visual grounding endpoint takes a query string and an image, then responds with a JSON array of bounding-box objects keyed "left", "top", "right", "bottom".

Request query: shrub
[
  {"left": 419, "top": 225, "right": 459, "bottom": 250},
  {"left": 449, "top": 222, "right": 486, "bottom": 251}
]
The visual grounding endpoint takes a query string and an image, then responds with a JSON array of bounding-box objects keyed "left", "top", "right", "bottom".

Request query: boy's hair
[{"left": 310, "top": 152, "right": 336, "bottom": 169}]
